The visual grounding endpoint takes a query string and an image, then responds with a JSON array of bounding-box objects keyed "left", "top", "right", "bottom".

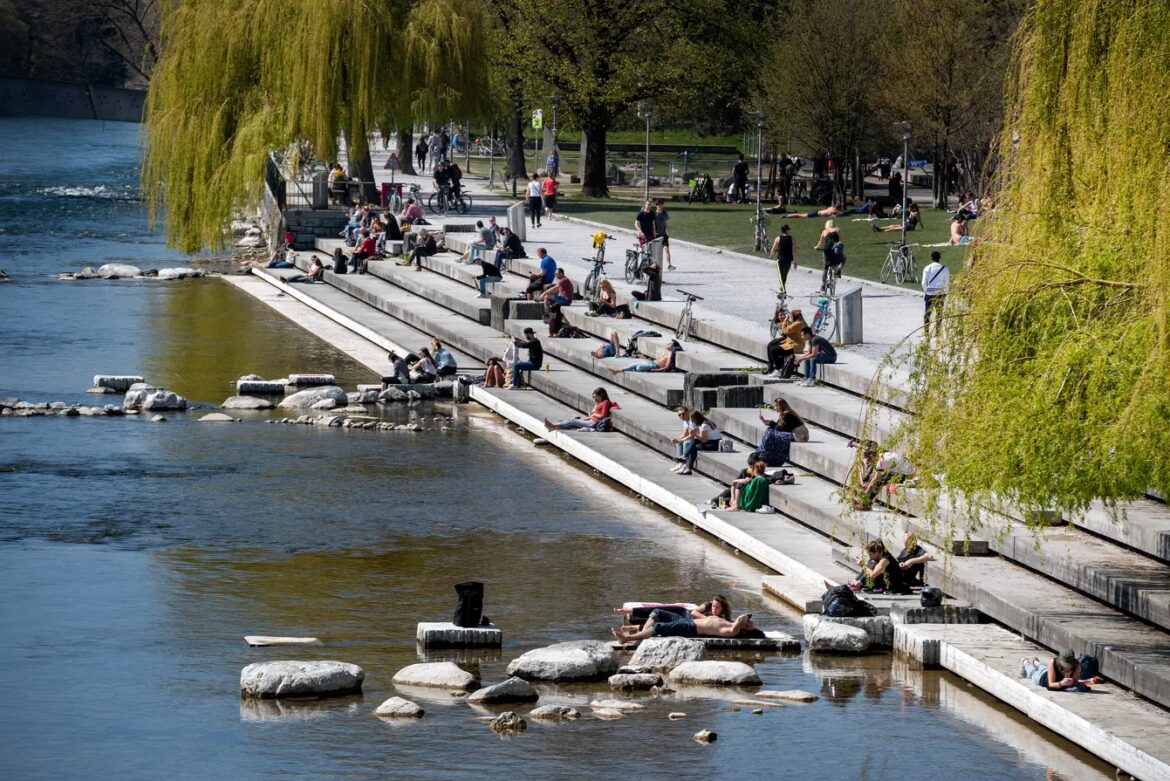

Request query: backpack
[
  {"left": 833, "top": 241, "right": 846, "bottom": 264},
  {"left": 820, "top": 584, "right": 877, "bottom": 617},
  {"left": 452, "top": 581, "right": 485, "bottom": 627},
  {"left": 624, "top": 329, "right": 662, "bottom": 357}
]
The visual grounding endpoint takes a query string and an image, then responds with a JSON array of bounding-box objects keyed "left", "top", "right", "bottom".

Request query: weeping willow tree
[
  {"left": 882, "top": 0, "right": 1170, "bottom": 526},
  {"left": 143, "top": 0, "right": 490, "bottom": 253}
]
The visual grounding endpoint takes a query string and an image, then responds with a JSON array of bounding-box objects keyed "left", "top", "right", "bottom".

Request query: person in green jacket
[{"left": 729, "top": 460, "right": 770, "bottom": 512}]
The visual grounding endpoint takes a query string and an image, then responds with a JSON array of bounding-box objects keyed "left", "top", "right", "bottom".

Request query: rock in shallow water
[
  {"left": 239, "top": 660, "right": 364, "bottom": 699},
  {"left": 199, "top": 413, "right": 237, "bottom": 423},
  {"left": 391, "top": 662, "right": 479, "bottom": 691},
  {"left": 756, "top": 689, "right": 818, "bottom": 703},
  {"left": 97, "top": 263, "right": 142, "bottom": 279},
  {"left": 807, "top": 621, "right": 871, "bottom": 654},
  {"left": 693, "top": 729, "right": 717, "bottom": 743},
  {"left": 629, "top": 636, "right": 707, "bottom": 672},
  {"left": 466, "top": 676, "right": 538, "bottom": 704},
  {"left": 221, "top": 395, "right": 275, "bottom": 410},
  {"left": 278, "top": 386, "right": 348, "bottom": 409},
  {"left": 372, "top": 696, "right": 423, "bottom": 718},
  {"left": 505, "top": 640, "right": 619, "bottom": 682},
  {"left": 489, "top": 711, "right": 526, "bottom": 732},
  {"left": 528, "top": 705, "right": 580, "bottom": 720},
  {"left": 609, "top": 673, "right": 662, "bottom": 691},
  {"left": 667, "top": 661, "right": 761, "bottom": 687}
]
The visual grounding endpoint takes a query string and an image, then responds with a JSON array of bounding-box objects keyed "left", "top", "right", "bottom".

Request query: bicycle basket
[{"left": 592, "top": 231, "right": 608, "bottom": 249}]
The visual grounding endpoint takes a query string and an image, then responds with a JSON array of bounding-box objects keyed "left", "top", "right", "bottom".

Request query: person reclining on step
[
  {"left": 1021, "top": 649, "right": 1103, "bottom": 692},
  {"left": 587, "top": 279, "right": 632, "bottom": 318},
  {"left": 612, "top": 608, "right": 754, "bottom": 647},
  {"left": 613, "top": 595, "right": 732, "bottom": 628},
  {"left": 282, "top": 255, "right": 324, "bottom": 284},
  {"left": 607, "top": 340, "right": 680, "bottom": 374},
  {"left": 543, "top": 387, "right": 619, "bottom": 431}
]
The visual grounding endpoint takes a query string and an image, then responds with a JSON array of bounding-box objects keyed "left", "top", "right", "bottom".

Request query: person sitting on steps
[
  {"left": 726, "top": 459, "right": 771, "bottom": 512},
  {"left": 282, "top": 255, "right": 324, "bottom": 284},
  {"left": 539, "top": 268, "right": 575, "bottom": 311},
  {"left": 510, "top": 327, "right": 543, "bottom": 388},
  {"left": 483, "top": 357, "right": 506, "bottom": 388},
  {"left": 759, "top": 397, "right": 809, "bottom": 442},
  {"left": 587, "top": 279, "right": 631, "bottom": 318},
  {"left": 674, "top": 411, "right": 721, "bottom": 475},
  {"left": 430, "top": 339, "right": 458, "bottom": 378},
  {"left": 897, "top": 532, "right": 934, "bottom": 586},
  {"left": 543, "top": 387, "right": 619, "bottom": 431},
  {"left": 525, "top": 248, "right": 557, "bottom": 300},
  {"left": 765, "top": 309, "right": 807, "bottom": 378},
  {"left": 380, "top": 351, "right": 411, "bottom": 388},
  {"left": 793, "top": 326, "right": 836, "bottom": 386},
  {"left": 404, "top": 229, "right": 437, "bottom": 270},
  {"left": 848, "top": 539, "right": 912, "bottom": 594}
]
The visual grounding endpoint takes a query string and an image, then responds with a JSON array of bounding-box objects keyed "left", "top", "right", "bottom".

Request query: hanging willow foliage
[
  {"left": 143, "top": 0, "right": 490, "bottom": 253},
  {"left": 883, "top": 0, "right": 1170, "bottom": 525}
]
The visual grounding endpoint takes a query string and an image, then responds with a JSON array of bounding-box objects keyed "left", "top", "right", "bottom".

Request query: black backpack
[
  {"left": 624, "top": 329, "right": 662, "bottom": 357},
  {"left": 820, "top": 584, "right": 877, "bottom": 617},
  {"left": 452, "top": 581, "right": 484, "bottom": 627}
]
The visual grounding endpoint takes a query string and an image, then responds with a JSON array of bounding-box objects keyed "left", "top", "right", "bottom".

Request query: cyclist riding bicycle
[
  {"left": 814, "top": 219, "right": 846, "bottom": 293},
  {"left": 448, "top": 159, "right": 463, "bottom": 196},
  {"left": 433, "top": 161, "right": 452, "bottom": 198}
]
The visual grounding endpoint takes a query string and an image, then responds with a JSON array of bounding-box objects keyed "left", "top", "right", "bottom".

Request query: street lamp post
[
  {"left": 754, "top": 116, "right": 764, "bottom": 251},
  {"left": 512, "top": 96, "right": 522, "bottom": 198},
  {"left": 487, "top": 123, "right": 495, "bottom": 189},
  {"left": 639, "top": 100, "right": 653, "bottom": 201},
  {"left": 900, "top": 121, "right": 911, "bottom": 248},
  {"left": 551, "top": 94, "right": 560, "bottom": 180}
]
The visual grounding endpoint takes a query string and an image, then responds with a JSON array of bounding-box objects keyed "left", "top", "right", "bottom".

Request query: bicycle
[
  {"left": 820, "top": 262, "right": 842, "bottom": 298},
  {"left": 624, "top": 237, "right": 661, "bottom": 284},
  {"left": 581, "top": 233, "right": 614, "bottom": 301},
  {"left": 880, "top": 242, "right": 917, "bottom": 284},
  {"left": 752, "top": 210, "right": 768, "bottom": 253},
  {"left": 769, "top": 291, "right": 792, "bottom": 339},
  {"left": 810, "top": 292, "right": 837, "bottom": 340},
  {"left": 428, "top": 186, "right": 450, "bottom": 215},
  {"left": 675, "top": 288, "right": 704, "bottom": 342},
  {"left": 686, "top": 173, "right": 713, "bottom": 204}
]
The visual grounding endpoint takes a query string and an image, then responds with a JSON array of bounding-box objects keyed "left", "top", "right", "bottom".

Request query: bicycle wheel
[
  {"left": 427, "top": 192, "right": 442, "bottom": 215},
  {"left": 769, "top": 308, "right": 781, "bottom": 339},
  {"left": 880, "top": 254, "right": 894, "bottom": 284},
  {"left": 624, "top": 250, "right": 639, "bottom": 284},
  {"left": 894, "top": 254, "right": 906, "bottom": 284},
  {"left": 904, "top": 246, "right": 917, "bottom": 280},
  {"left": 456, "top": 194, "right": 472, "bottom": 214},
  {"left": 676, "top": 307, "right": 692, "bottom": 341},
  {"left": 583, "top": 273, "right": 598, "bottom": 301}
]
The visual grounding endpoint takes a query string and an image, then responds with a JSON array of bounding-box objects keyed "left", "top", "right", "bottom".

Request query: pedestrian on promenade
[
  {"left": 525, "top": 248, "right": 557, "bottom": 299},
  {"left": 439, "top": 128, "right": 450, "bottom": 161},
  {"left": 921, "top": 251, "right": 950, "bottom": 328},
  {"left": 427, "top": 131, "right": 441, "bottom": 168},
  {"left": 526, "top": 174, "right": 543, "bottom": 227},
  {"left": 541, "top": 171, "right": 559, "bottom": 220},
  {"left": 731, "top": 153, "right": 749, "bottom": 203},
  {"left": 654, "top": 199, "right": 674, "bottom": 270},
  {"left": 510, "top": 327, "right": 544, "bottom": 388},
  {"left": 543, "top": 387, "right": 618, "bottom": 431},
  {"left": 634, "top": 200, "right": 656, "bottom": 243},
  {"left": 546, "top": 147, "right": 559, "bottom": 179},
  {"left": 415, "top": 136, "right": 428, "bottom": 172},
  {"left": 794, "top": 326, "right": 836, "bottom": 386},
  {"left": 768, "top": 224, "right": 797, "bottom": 289}
]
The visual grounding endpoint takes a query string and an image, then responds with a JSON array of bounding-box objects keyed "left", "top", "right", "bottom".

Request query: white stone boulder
[
  {"left": 629, "top": 636, "right": 707, "bottom": 672},
  {"left": 589, "top": 699, "right": 644, "bottom": 711},
  {"left": 609, "top": 672, "right": 662, "bottom": 691},
  {"left": 489, "top": 711, "right": 526, "bottom": 732},
  {"left": 392, "top": 662, "right": 479, "bottom": 691},
  {"left": 466, "top": 676, "right": 538, "bottom": 705},
  {"left": 373, "top": 696, "right": 423, "bottom": 718},
  {"left": 221, "top": 396, "right": 275, "bottom": 410},
  {"left": 93, "top": 375, "right": 144, "bottom": 392},
  {"left": 97, "top": 263, "right": 142, "bottom": 279},
  {"left": 141, "top": 390, "right": 188, "bottom": 411},
  {"left": 199, "top": 412, "right": 237, "bottom": 423},
  {"left": 756, "top": 690, "right": 818, "bottom": 703},
  {"left": 528, "top": 705, "right": 580, "bottom": 720},
  {"left": 506, "top": 640, "right": 619, "bottom": 682},
  {"left": 693, "top": 729, "right": 717, "bottom": 743},
  {"left": 239, "top": 660, "right": 364, "bottom": 699},
  {"left": 807, "top": 620, "right": 871, "bottom": 654},
  {"left": 803, "top": 614, "right": 893, "bottom": 648},
  {"left": 667, "top": 661, "right": 761, "bottom": 687},
  {"left": 278, "top": 386, "right": 348, "bottom": 409},
  {"left": 156, "top": 267, "right": 203, "bottom": 280},
  {"left": 348, "top": 389, "right": 381, "bottom": 404}
]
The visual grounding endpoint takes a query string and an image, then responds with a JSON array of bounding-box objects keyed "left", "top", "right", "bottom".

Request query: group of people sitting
[
  {"left": 849, "top": 440, "right": 915, "bottom": 510},
  {"left": 379, "top": 338, "right": 459, "bottom": 387},
  {"left": 765, "top": 309, "right": 838, "bottom": 385}
]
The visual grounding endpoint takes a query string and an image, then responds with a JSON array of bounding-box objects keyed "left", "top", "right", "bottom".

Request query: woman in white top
[
  {"left": 409, "top": 347, "right": 438, "bottom": 383},
  {"left": 675, "top": 411, "right": 721, "bottom": 475},
  {"left": 670, "top": 407, "right": 693, "bottom": 459},
  {"left": 526, "top": 174, "right": 543, "bottom": 228}
]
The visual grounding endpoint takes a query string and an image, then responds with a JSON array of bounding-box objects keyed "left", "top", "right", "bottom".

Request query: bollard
[
  {"left": 507, "top": 202, "right": 526, "bottom": 243},
  {"left": 838, "top": 286, "right": 863, "bottom": 345}
]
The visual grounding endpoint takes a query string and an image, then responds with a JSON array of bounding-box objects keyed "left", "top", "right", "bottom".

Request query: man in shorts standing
[{"left": 654, "top": 199, "right": 674, "bottom": 270}]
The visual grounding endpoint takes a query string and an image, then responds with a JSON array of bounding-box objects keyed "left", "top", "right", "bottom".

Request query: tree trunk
[
  {"left": 346, "top": 131, "right": 379, "bottom": 204},
  {"left": 396, "top": 124, "right": 416, "bottom": 176},
  {"left": 505, "top": 104, "right": 527, "bottom": 183},
  {"left": 932, "top": 139, "right": 946, "bottom": 210},
  {"left": 582, "top": 123, "right": 609, "bottom": 198}
]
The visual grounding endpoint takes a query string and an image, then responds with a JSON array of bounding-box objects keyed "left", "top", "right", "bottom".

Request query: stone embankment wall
[{"left": 0, "top": 77, "right": 145, "bottom": 123}]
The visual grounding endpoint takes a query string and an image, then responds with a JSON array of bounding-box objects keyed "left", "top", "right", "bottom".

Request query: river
[{"left": 0, "top": 117, "right": 1110, "bottom": 780}]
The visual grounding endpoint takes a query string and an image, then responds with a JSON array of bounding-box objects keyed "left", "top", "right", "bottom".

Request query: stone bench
[
  {"left": 92, "top": 374, "right": 144, "bottom": 392},
  {"left": 416, "top": 621, "right": 502, "bottom": 649}
]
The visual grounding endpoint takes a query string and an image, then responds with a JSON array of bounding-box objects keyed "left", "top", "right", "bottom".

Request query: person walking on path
[
  {"left": 921, "top": 251, "right": 950, "bottom": 329},
  {"left": 731, "top": 153, "right": 749, "bottom": 203},
  {"left": 415, "top": 136, "right": 428, "bottom": 172},
  {"left": 526, "top": 174, "right": 543, "bottom": 228},
  {"left": 654, "top": 199, "right": 674, "bottom": 270},
  {"left": 768, "top": 224, "right": 797, "bottom": 290},
  {"left": 541, "top": 171, "right": 559, "bottom": 221},
  {"left": 427, "top": 131, "right": 442, "bottom": 169},
  {"left": 546, "top": 147, "right": 559, "bottom": 179}
]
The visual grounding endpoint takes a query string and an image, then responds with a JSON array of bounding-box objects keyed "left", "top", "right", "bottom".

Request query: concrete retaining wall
[{"left": 0, "top": 77, "right": 144, "bottom": 122}]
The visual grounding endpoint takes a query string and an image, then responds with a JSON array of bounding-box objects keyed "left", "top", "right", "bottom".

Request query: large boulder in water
[
  {"left": 240, "top": 660, "right": 364, "bottom": 699},
  {"left": 392, "top": 662, "right": 479, "bottom": 691},
  {"left": 807, "top": 620, "right": 871, "bottom": 654},
  {"left": 466, "top": 676, "right": 538, "bottom": 705},
  {"left": 629, "top": 637, "right": 707, "bottom": 672},
  {"left": 156, "top": 267, "right": 204, "bottom": 280},
  {"left": 505, "top": 640, "right": 619, "bottom": 682},
  {"left": 97, "top": 263, "right": 142, "bottom": 279},
  {"left": 123, "top": 384, "right": 187, "bottom": 411},
  {"left": 278, "top": 386, "right": 348, "bottom": 409},
  {"left": 221, "top": 395, "right": 275, "bottom": 410}
]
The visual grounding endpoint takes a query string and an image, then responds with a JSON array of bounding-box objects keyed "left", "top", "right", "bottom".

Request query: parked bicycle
[
  {"left": 473, "top": 136, "right": 507, "bottom": 157},
  {"left": 624, "top": 237, "right": 661, "bottom": 284},
  {"left": 686, "top": 173, "right": 714, "bottom": 204},
  {"left": 769, "top": 291, "right": 793, "bottom": 339},
  {"left": 581, "top": 233, "right": 614, "bottom": 301},
  {"left": 406, "top": 182, "right": 423, "bottom": 205},
  {"left": 752, "top": 211, "right": 768, "bottom": 254},
  {"left": 675, "top": 288, "right": 704, "bottom": 342},
  {"left": 880, "top": 241, "right": 917, "bottom": 284},
  {"left": 810, "top": 292, "right": 836, "bottom": 340}
]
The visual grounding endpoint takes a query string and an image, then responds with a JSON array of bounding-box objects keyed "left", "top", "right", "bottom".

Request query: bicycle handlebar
[
  {"left": 676, "top": 288, "right": 704, "bottom": 300},
  {"left": 583, "top": 258, "right": 612, "bottom": 265}
]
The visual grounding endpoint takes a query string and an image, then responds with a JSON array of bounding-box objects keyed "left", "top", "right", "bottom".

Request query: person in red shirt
[
  {"left": 539, "top": 267, "right": 575, "bottom": 312},
  {"left": 541, "top": 173, "right": 559, "bottom": 220},
  {"left": 544, "top": 388, "right": 618, "bottom": 431},
  {"left": 350, "top": 229, "right": 377, "bottom": 274}
]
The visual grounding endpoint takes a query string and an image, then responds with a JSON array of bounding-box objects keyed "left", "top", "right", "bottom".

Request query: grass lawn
[{"left": 555, "top": 198, "right": 972, "bottom": 286}]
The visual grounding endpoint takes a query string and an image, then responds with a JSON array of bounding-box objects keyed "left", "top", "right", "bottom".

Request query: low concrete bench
[{"left": 416, "top": 621, "right": 502, "bottom": 649}]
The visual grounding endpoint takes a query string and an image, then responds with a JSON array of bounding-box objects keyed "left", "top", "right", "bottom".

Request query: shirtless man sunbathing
[{"left": 611, "top": 608, "right": 754, "bottom": 647}]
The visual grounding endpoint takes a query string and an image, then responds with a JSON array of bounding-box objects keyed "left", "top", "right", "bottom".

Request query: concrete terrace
[{"left": 232, "top": 151, "right": 1170, "bottom": 780}]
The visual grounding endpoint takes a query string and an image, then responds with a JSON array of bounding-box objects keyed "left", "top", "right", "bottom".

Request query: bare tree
[{"left": 91, "top": 0, "right": 160, "bottom": 85}]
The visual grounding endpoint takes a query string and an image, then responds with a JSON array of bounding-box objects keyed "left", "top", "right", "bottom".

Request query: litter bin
[
  {"left": 838, "top": 285, "right": 863, "bottom": 344},
  {"left": 648, "top": 236, "right": 664, "bottom": 266},
  {"left": 311, "top": 173, "right": 329, "bottom": 209}
]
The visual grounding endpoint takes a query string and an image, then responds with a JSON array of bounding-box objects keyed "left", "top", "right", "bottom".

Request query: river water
[{"left": 0, "top": 118, "right": 1110, "bottom": 780}]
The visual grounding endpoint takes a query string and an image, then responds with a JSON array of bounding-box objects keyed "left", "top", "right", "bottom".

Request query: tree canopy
[{"left": 887, "top": 0, "right": 1170, "bottom": 522}]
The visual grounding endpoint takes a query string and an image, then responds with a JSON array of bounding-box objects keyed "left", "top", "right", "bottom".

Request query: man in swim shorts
[{"left": 612, "top": 609, "right": 754, "bottom": 647}]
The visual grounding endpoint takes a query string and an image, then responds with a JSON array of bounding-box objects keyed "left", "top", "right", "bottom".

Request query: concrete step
[{"left": 895, "top": 623, "right": 1170, "bottom": 781}]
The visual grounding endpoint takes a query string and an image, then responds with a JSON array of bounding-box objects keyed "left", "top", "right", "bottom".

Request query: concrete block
[
  {"left": 237, "top": 380, "right": 287, "bottom": 395},
  {"left": 716, "top": 385, "right": 763, "bottom": 408},
  {"left": 287, "top": 373, "right": 336, "bottom": 386},
  {"left": 356, "top": 384, "right": 382, "bottom": 393},
  {"left": 700, "top": 632, "right": 800, "bottom": 653},
  {"left": 93, "top": 375, "right": 144, "bottom": 392},
  {"left": 510, "top": 301, "right": 545, "bottom": 321},
  {"left": 888, "top": 603, "right": 981, "bottom": 625},
  {"left": 416, "top": 621, "right": 503, "bottom": 648},
  {"left": 689, "top": 388, "right": 719, "bottom": 412},
  {"left": 683, "top": 372, "right": 748, "bottom": 393},
  {"left": 507, "top": 202, "right": 526, "bottom": 242}
]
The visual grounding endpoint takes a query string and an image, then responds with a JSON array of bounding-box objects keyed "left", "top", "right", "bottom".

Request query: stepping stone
[
  {"left": 244, "top": 635, "right": 322, "bottom": 647},
  {"left": 416, "top": 621, "right": 502, "bottom": 649}
]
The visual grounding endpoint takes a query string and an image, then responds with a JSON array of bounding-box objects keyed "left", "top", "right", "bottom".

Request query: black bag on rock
[
  {"left": 453, "top": 581, "right": 485, "bottom": 627},
  {"left": 920, "top": 587, "right": 943, "bottom": 608}
]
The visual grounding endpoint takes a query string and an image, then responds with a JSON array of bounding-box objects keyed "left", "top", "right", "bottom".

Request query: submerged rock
[
  {"left": 667, "top": 661, "right": 761, "bottom": 687},
  {"left": 199, "top": 412, "right": 237, "bottom": 423},
  {"left": 528, "top": 705, "right": 580, "bottom": 721},
  {"left": 609, "top": 673, "right": 662, "bottom": 691},
  {"left": 391, "top": 662, "right": 479, "bottom": 691},
  {"left": 372, "top": 696, "right": 423, "bottom": 719},
  {"left": 755, "top": 690, "right": 818, "bottom": 703},
  {"left": 221, "top": 396, "right": 275, "bottom": 410},
  {"left": 239, "top": 660, "right": 364, "bottom": 699},
  {"left": 156, "top": 267, "right": 204, "bottom": 280},
  {"left": 489, "top": 711, "right": 526, "bottom": 733},
  {"left": 278, "top": 386, "right": 348, "bottom": 409}
]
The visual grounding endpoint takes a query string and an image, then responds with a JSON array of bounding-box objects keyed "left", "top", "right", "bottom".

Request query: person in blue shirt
[
  {"left": 430, "top": 339, "right": 458, "bottom": 377},
  {"left": 526, "top": 247, "right": 556, "bottom": 299}
]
